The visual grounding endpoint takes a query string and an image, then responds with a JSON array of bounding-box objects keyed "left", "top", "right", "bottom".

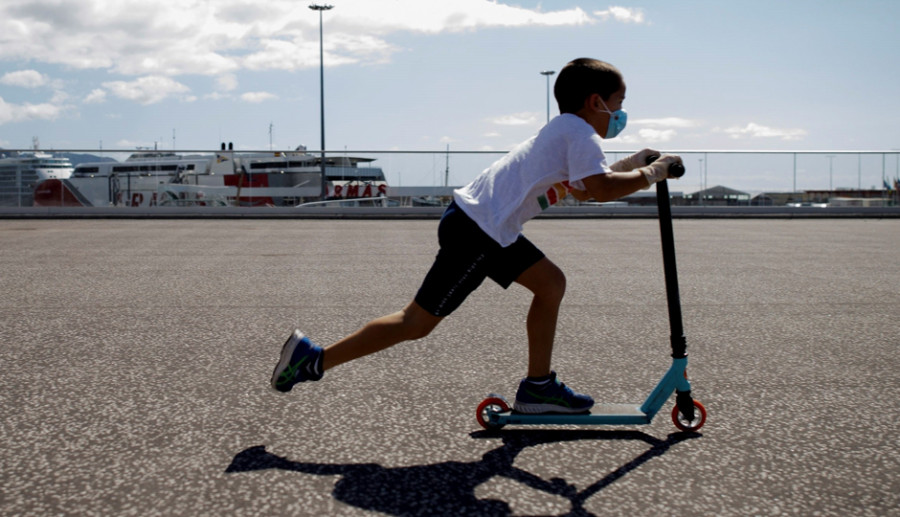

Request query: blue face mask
[{"left": 598, "top": 97, "right": 627, "bottom": 139}]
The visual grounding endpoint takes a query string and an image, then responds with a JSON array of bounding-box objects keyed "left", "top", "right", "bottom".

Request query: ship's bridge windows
[
  {"left": 111, "top": 165, "right": 180, "bottom": 174},
  {"left": 73, "top": 166, "right": 101, "bottom": 177},
  {"left": 250, "top": 160, "right": 315, "bottom": 170}
]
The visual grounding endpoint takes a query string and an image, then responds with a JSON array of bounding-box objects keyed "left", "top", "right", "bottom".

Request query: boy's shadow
[{"left": 226, "top": 429, "right": 700, "bottom": 516}]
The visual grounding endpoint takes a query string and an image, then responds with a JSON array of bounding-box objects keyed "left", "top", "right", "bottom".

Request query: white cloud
[
  {"left": 216, "top": 74, "right": 238, "bottom": 92},
  {"left": 490, "top": 112, "right": 538, "bottom": 126},
  {"left": 637, "top": 128, "right": 677, "bottom": 142},
  {"left": 0, "top": 69, "right": 48, "bottom": 88},
  {"left": 0, "top": 1, "right": 617, "bottom": 78},
  {"left": 0, "top": 1, "right": 241, "bottom": 76},
  {"left": 631, "top": 117, "right": 700, "bottom": 128},
  {"left": 0, "top": 96, "right": 65, "bottom": 124},
  {"left": 618, "top": 128, "right": 677, "bottom": 144},
  {"left": 102, "top": 76, "right": 191, "bottom": 105},
  {"left": 720, "top": 122, "right": 807, "bottom": 141},
  {"left": 0, "top": 1, "right": 654, "bottom": 112},
  {"left": 84, "top": 89, "right": 107, "bottom": 104},
  {"left": 617, "top": 117, "right": 701, "bottom": 143},
  {"left": 240, "top": 91, "right": 277, "bottom": 103},
  {"left": 595, "top": 6, "right": 647, "bottom": 24},
  {"left": 50, "top": 90, "right": 69, "bottom": 104},
  {"left": 203, "top": 92, "right": 233, "bottom": 101},
  {"left": 344, "top": 1, "right": 593, "bottom": 34}
]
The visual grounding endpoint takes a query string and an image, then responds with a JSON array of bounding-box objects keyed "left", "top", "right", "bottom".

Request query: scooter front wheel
[
  {"left": 476, "top": 397, "right": 510, "bottom": 430},
  {"left": 672, "top": 400, "right": 707, "bottom": 432}
]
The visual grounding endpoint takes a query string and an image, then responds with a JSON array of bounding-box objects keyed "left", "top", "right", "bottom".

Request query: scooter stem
[{"left": 656, "top": 179, "right": 687, "bottom": 359}]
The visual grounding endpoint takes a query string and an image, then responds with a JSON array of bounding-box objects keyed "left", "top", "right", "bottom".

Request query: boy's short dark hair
[{"left": 553, "top": 58, "right": 623, "bottom": 114}]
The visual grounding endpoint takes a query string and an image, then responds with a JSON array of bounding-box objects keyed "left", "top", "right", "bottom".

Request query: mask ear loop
[{"left": 596, "top": 95, "right": 613, "bottom": 114}]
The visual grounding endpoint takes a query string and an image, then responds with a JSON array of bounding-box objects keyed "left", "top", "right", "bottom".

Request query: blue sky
[{"left": 0, "top": 0, "right": 898, "bottom": 191}]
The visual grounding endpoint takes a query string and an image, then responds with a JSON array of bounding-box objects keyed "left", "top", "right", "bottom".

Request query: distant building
[
  {"left": 804, "top": 189, "right": 891, "bottom": 204},
  {"left": 829, "top": 197, "right": 892, "bottom": 207},
  {"left": 752, "top": 192, "right": 805, "bottom": 206},
  {"left": 618, "top": 190, "right": 683, "bottom": 206},
  {"left": 683, "top": 185, "right": 750, "bottom": 206},
  {"left": 753, "top": 189, "right": 895, "bottom": 206}
]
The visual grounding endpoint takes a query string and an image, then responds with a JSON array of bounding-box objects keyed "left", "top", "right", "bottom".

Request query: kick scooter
[{"left": 476, "top": 158, "right": 707, "bottom": 432}]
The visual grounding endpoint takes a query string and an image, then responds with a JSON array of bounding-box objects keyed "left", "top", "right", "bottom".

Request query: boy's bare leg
[
  {"left": 514, "top": 257, "right": 566, "bottom": 378},
  {"left": 322, "top": 301, "right": 442, "bottom": 371}
]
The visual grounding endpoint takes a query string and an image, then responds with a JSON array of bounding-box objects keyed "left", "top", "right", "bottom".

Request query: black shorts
[{"left": 414, "top": 202, "right": 545, "bottom": 317}]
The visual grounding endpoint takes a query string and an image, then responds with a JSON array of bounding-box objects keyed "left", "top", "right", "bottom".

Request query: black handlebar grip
[{"left": 645, "top": 154, "right": 686, "bottom": 178}]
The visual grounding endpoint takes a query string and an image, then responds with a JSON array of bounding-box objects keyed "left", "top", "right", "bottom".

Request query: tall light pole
[
  {"left": 310, "top": 3, "right": 333, "bottom": 199},
  {"left": 698, "top": 158, "right": 704, "bottom": 205},
  {"left": 826, "top": 154, "right": 836, "bottom": 191},
  {"left": 540, "top": 70, "right": 555, "bottom": 124}
]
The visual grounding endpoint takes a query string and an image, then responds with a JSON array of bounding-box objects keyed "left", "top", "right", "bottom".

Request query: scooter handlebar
[{"left": 646, "top": 154, "right": 686, "bottom": 179}]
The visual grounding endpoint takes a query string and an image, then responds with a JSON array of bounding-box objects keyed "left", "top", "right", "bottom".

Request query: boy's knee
[
  {"left": 405, "top": 320, "right": 436, "bottom": 341},
  {"left": 546, "top": 267, "right": 567, "bottom": 302},
  {"left": 401, "top": 304, "right": 442, "bottom": 340},
  {"left": 533, "top": 263, "right": 566, "bottom": 304},
  {"left": 518, "top": 259, "right": 567, "bottom": 303}
]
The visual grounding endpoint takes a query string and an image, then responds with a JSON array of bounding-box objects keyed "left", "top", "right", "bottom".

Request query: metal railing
[{"left": 2, "top": 148, "right": 898, "bottom": 209}]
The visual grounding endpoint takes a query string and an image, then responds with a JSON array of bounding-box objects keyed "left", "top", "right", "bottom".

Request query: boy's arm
[
  {"left": 579, "top": 171, "right": 652, "bottom": 202},
  {"left": 610, "top": 148, "right": 660, "bottom": 172},
  {"left": 579, "top": 154, "right": 683, "bottom": 202},
  {"left": 569, "top": 187, "right": 592, "bottom": 202}
]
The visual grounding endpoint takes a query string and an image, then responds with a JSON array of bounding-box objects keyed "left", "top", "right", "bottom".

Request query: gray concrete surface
[
  {"left": 1, "top": 218, "right": 898, "bottom": 516},
  {"left": 3, "top": 204, "right": 900, "bottom": 219}
]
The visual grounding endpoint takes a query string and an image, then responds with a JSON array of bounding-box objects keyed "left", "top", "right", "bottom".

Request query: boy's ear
[{"left": 585, "top": 93, "right": 603, "bottom": 112}]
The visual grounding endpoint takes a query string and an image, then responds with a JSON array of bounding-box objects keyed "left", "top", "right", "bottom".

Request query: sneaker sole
[
  {"left": 513, "top": 402, "right": 594, "bottom": 414},
  {"left": 271, "top": 331, "right": 303, "bottom": 392}
]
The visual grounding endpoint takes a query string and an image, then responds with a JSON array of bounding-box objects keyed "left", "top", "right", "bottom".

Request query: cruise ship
[
  {"left": 0, "top": 151, "right": 74, "bottom": 207},
  {"left": 33, "top": 145, "right": 388, "bottom": 207}
]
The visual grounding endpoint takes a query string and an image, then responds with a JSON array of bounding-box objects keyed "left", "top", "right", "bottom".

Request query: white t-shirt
[{"left": 453, "top": 113, "right": 611, "bottom": 247}]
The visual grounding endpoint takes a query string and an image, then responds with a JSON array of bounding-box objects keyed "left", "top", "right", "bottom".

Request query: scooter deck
[{"left": 495, "top": 403, "right": 651, "bottom": 427}]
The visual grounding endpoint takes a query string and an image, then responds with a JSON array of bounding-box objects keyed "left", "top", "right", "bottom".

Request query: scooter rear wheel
[
  {"left": 672, "top": 400, "right": 707, "bottom": 432},
  {"left": 476, "top": 397, "right": 510, "bottom": 430}
]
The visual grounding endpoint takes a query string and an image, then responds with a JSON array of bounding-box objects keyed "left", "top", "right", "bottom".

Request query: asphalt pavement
[{"left": 1, "top": 218, "right": 898, "bottom": 516}]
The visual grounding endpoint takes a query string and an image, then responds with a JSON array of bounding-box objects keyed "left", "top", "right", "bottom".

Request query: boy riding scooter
[{"left": 272, "top": 58, "right": 684, "bottom": 416}]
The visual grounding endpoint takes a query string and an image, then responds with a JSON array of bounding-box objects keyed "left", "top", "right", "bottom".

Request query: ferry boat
[
  {"left": 0, "top": 151, "right": 74, "bottom": 207},
  {"left": 33, "top": 145, "right": 388, "bottom": 207}
]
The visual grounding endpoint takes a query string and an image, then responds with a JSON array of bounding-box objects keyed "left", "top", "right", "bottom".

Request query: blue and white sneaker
[
  {"left": 271, "top": 330, "right": 324, "bottom": 392},
  {"left": 513, "top": 371, "right": 594, "bottom": 414}
]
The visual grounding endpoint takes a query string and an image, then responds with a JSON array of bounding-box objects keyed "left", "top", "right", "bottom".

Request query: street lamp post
[
  {"left": 698, "top": 158, "right": 704, "bottom": 206},
  {"left": 826, "top": 154, "right": 835, "bottom": 191},
  {"left": 540, "top": 70, "right": 555, "bottom": 124},
  {"left": 310, "top": 3, "right": 333, "bottom": 199}
]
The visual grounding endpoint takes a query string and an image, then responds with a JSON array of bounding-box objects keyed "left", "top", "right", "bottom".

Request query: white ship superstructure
[
  {"left": 33, "top": 146, "right": 388, "bottom": 207},
  {"left": 0, "top": 152, "right": 74, "bottom": 207}
]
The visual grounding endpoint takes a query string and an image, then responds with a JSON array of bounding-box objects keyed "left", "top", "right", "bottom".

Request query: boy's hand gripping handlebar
[{"left": 645, "top": 154, "right": 686, "bottom": 178}]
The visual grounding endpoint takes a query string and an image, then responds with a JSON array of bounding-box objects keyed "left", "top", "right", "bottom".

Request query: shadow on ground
[{"left": 226, "top": 429, "right": 701, "bottom": 516}]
